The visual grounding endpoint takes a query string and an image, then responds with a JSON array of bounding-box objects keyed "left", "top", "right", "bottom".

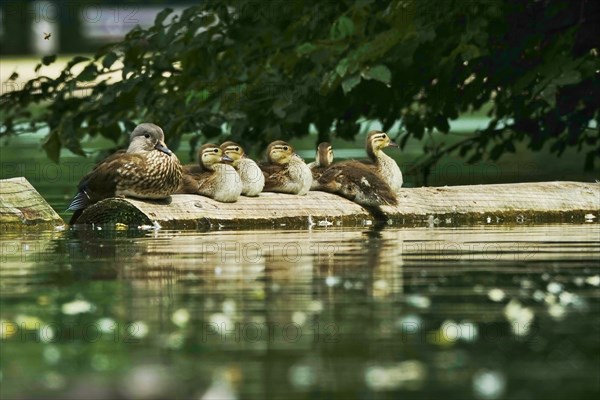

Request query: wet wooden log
[
  {"left": 382, "top": 181, "right": 599, "bottom": 225},
  {"left": 76, "top": 192, "right": 372, "bottom": 229},
  {"left": 0, "top": 177, "right": 65, "bottom": 230},
  {"left": 74, "top": 181, "right": 599, "bottom": 228}
]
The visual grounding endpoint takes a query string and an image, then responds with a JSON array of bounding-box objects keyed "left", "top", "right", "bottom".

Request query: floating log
[
  {"left": 75, "top": 181, "right": 599, "bottom": 228},
  {"left": 382, "top": 181, "right": 599, "bottom": 225},
  {"left": 76, "top": 192, "right": 372, "bottom": 229},
  {"left": 0, "top": 177, "right": 65, "bottom": 230}
]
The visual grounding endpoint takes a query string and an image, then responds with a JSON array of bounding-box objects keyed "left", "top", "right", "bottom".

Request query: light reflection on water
[{"left": 1, "top": 224, "right": 599, "bottom": 399}]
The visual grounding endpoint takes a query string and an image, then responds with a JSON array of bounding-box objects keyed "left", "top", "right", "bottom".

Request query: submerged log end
[{"left": 0, "top": 177, "right": 65, "bottom": 230}]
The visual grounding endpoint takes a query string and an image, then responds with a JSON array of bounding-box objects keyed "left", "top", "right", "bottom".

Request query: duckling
[
  {"left": 177, "top": 144, "right": 242, "bottom": 202},
  {"left": 260, "top": 140, "right": 312, "bottom": 195},
  {"left": 67, "top": 123, "right": 183, "bottom": 224},
  {"left": 307, "top": 142, "right": 333, "bottom": 190},
  {"left": 220, "top": 141, "right": 265, "bottom": 197},
  {"left": 362, "top": 130, "right": 403, "bottom": 192},
  {"left": 314, "top": 145, "right": 397, "bottom": 207}
]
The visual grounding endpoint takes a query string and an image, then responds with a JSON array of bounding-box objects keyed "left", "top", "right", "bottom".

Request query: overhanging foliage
[{"left": 1, "top": 0, "right": 598, "bottom": 174}]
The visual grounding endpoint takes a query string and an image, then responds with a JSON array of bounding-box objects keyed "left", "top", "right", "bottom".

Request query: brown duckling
[
  {"left": 314, "top": 145, "right": 397, "bottom": 207},
  {"left": 177, "top": 144, "right": 242, "bottom": 202},
  {"left": 259, "top": 140, "right": 312, "bottom": 195},
  {"left": 307, "top": 142, "right": 333, "bottom": 190},
  {"left": 220, "top": 141, "right": 265, "bottom": 197},
  {"left": 67, "top": 123, "right": 183, "bottom": 224},
  {"left": 362, "top": 130, "right": 403, "bottom": 192}
]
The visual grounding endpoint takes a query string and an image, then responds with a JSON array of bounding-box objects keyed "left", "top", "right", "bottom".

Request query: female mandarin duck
[
  {"left": 219, "top": 141, "right": 265, "bottom": 197},
  {"left": 259, "top": 140, "right": 312, "bottom": 195},
  {"left": 307, "top": 142, "right": 333, "bottom": 190},
  {"left": 67, "top": 123, "right": 183, "bottom": 224},
  {"left": 311, "top": 142, "right": 397, "bottom": 206},
  {"left": 362, "top": 130, "right": 403, "bottom": 192},
  {"left": 177, "top": 143, "right": 242, "bottom": 202}
]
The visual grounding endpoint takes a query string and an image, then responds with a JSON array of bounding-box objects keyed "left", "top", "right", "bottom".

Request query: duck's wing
[
  {"left": 177, "top": 165, "right": 215, "bottom": 194},
  {"left": 259, "top": 163, "right": 287, "bottom": 190},
  {"left": 67, "top": 153, "right": 147, "bottom": 224},
  {"left": 67, "top": 152, "right": 143, "bottom": 211},
  {"left": 310, "top": 165, "right": 327, "bottom": 182},
  {"left": 318, "top": 161, "right": 397, "bottom": 206},
  {"left": 176, "top": 173, "right": 201, "bottom": 194}
]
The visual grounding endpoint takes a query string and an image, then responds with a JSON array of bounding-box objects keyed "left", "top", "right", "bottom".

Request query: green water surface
[{"left": 1, "top": 225, "right": 599, "bottom": 399}]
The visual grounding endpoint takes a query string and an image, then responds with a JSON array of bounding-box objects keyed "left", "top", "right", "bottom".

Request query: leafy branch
[{"left": 0, "top": 0, "right": 598, "bottom": 175}]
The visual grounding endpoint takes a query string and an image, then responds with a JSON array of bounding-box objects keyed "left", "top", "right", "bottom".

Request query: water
[{"left": 1, "top": 224, "right": 599, "bottom": 399}]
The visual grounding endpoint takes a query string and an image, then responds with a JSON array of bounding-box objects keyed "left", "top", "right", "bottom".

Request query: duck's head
[
  {"left": 366, "top": 130, "right": 398, "bottom": 158},
  {"left": 198, "top": 143, "right": 229, "bottom": 169},
  {"left": 128, "top": 123, "right": 173, "bottom": 156},
  {"left": 220, "top": 141, "right": 245, "bottom": 162},
  {"left": 315, "top": 142, "right": 333, "bottom": 167},
  {"left": 266, "top": 140, "right": 295, "bottom": 165}
]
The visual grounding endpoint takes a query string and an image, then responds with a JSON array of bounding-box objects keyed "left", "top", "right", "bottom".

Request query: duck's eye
[
  {"left": 283, "top": 146, "right": 289, "bottom": 151},
  {"left": 144, "top": 133, "right": 150, "bottom": 138},
  {"left": 235, "top": 147, "right": 239, "bottom": 151},
  {"left": 213, "top": 149, "right": 219, "bottom": 153}
]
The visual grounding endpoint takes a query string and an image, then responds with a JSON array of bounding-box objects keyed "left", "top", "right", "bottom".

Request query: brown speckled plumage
[
  {"left": 308, "top": 142, "right": 333, "bottom": 190},
  {"left": 68, "top": 123, "right": 183, "bottom": 224},
  {"left": 311, "top": 142, "right": 397, "bottom": 206}
]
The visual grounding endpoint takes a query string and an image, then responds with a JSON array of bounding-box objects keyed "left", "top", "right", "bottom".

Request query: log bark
[
  {"left": 75, "top": 181, "right": 599, "bottom": 228},
  {"left": 0, "top": 177, "right": 65, "bottom": 230}
]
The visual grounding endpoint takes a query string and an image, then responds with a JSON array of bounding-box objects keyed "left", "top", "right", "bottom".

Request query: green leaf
[
  {"left": 102, "top": 52, "right": 119, "bottom": 69},
  {"left": 336, "top": 58, "right": 349, "bottom": 77},
  {"left": 60, "top": 120, "right": 86, "bottom": 156},
  {"left": 42, "top": 130, "right": 61, "bottom": 163},
  {"left": 77, "top": 65, "right": 98, "bottom": 82},
  {"left": 554, "top": 70, "right": 581, "bottom": 86},
  {"left": 66, "top": 56, "right": 90, "bottom": 70},
  {"left": 434, "top": 114, "right": 450, "bottom": 133},
  {"left": 342, "top": 75, "right": 361, "bottom": 94},
  {"left": 155, "top": 8, "right": 173, "bottom": 26},
  {"left": 42, "top": 55, "right": 56, "bottom": 66},
  {"left": 330, "top": 16, "right": 354, "bottom": 40},
  {"left": 361, "top": 65, "right": 391, "bottom": 85},
  {"left": 100, "top": 122, "right": 123, "bottom": 142},
  {"left": 296, "top": 43, "right": 317, "bottom": 56}
]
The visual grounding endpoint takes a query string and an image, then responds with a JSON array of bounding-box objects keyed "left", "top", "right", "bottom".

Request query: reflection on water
[{"left": 1, "top": 225, "right": 599, "bottom": 399}]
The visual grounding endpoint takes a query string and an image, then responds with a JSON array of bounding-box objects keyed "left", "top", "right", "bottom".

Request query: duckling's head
[
  {"left": 366, "top": 130, "right": 398, "bottom": 158},
  {"left": 198, "top": 143, "right": 225, "bottom": 170},
  {"left": 220, "top": 141, "right": 245, "bottom": 161},
  {"left": 266, "top": 140, "right": 295, "bottom": 165},
  {"left": 315, "top": 142, "right": 333, "bottom": 167},
  {"left": 128, "top": 123, "right": 173, "bottom": 156}
]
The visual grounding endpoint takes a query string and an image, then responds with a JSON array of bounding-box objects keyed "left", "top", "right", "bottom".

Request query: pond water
[{"left": 1, "top": 224, "right": 599, "bottom": 399}]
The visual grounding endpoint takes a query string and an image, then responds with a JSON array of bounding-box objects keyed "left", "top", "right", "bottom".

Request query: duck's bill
[
  {"left": 222, "top": 155, "right": 234, "bottom": 162},
  {"left": 155, "top": 142, "right": 173, "bottom": 156},
  {"left": 387, "top": 141, "right": 399, "bottom": 148},
  {"left": 293, "top": 153, "right": 305, "bottom": 161}
]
